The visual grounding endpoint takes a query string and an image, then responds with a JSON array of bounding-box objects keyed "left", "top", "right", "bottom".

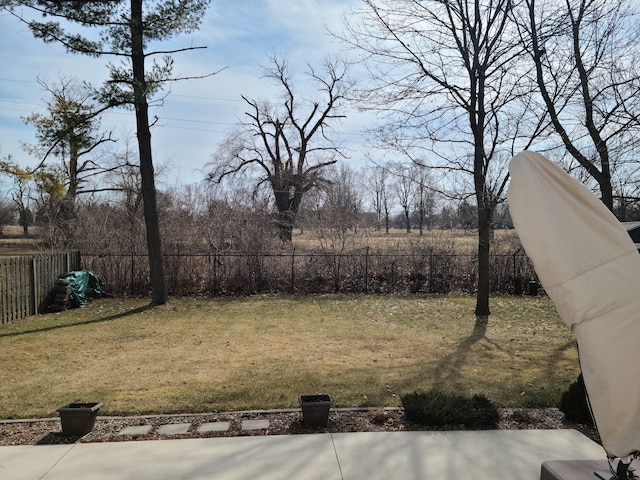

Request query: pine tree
[{"left": 2, "top": 0, "right": 212, "bottom": 305}]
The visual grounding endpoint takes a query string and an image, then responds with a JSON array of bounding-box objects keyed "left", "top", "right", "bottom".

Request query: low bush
[{"left": 401, "top": 389, "right": 500, "bottom": 428}]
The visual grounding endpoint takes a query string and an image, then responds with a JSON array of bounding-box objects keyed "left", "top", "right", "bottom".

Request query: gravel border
[{"left": 0, "top": 407, "right": 600, "bottom": 447}]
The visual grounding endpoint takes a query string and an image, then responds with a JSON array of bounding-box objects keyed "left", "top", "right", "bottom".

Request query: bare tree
[
  {"left": 1, "top": 154, "right": 64, "bottom": 239},
  {"left": 9, "top": 173, "right": 33, "bottom": 237},
  {"left": 517, "top": 0, "right": 640, "bottom": 211},
  {"left": 0, "top": 197, "right": 15, "bottom": 235},
  {"left": 343, "top": 0, "right": 542, "bottom": 321},
  {"left": 413, "top": 166, "right": 435, "bottom": 235},
  {"left": 364, "top": 163, "right": 392, "bottom": 233},
  {"left": 390, "top": 163, "right": 415, "bottom": 233},
  {"left": 319, "top": 163, "right": 363, "bottom": 232},
  {"left": 208, "top": 56, "right": 350, "bottom": 242}
]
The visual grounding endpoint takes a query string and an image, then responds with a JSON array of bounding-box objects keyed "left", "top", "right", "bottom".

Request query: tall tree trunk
[
  {"left": 130, "top": 0, "right": 167, "bottom": 305},
  {"left": 276, "top": 202, "right": 295, "bottom": 242},
  {"left": 59, "top": 142, "right": 78, "bottom": 242},
  {"left": 278, "top": 220, "right": 293, "bottom": 242},
  {"left": 472, "top": 61, "right": 491, "bottom": 325},
  {"left": 599, "top": 176, "right": 614, "bottom": 212},
  {"left": 66, "top": 143, "right": 79, "bottom": 204},
  {"left": 273, "top": 182, "right": 298, "bottom": 242},
  {"left": 384, "top": 207, "right": 389, "bottom": 234},
  {"left": 475, "top": 197, "right": 492, "bottom": 322}
]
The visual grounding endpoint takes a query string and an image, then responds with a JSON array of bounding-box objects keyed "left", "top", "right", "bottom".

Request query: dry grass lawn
[{"left": 0, "top": 295, "right": 578, "bottom": 419}]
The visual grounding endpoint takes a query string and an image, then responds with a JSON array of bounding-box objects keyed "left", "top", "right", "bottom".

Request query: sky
[{"left": 0, "top": 0, "right": 371, "bottom": 188}]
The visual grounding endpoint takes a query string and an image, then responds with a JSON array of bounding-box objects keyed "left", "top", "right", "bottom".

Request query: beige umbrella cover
[{"left": 508, "top": 151, "right": 640, "bottom": 458}]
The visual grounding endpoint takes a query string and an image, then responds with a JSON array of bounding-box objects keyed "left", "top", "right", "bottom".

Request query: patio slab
[
  {"left": 0, "top": 429, "right": 607, "bottom": 480},
  {"left": 331, "top": 429, "right": 606, "bottom": 480},
  {"left": 33, "top": 434, "right": 340, "bottom": 480},
  {"left": 0, "top": 444, "right": 75, "bottom": 480}
]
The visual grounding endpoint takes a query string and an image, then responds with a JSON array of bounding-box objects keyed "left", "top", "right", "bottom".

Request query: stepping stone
[
  {"left": 199, "top": 421, "right": 230, "bottom": 433},
  {"left": 158, "top": 423, "right": 191, "bottom": 435},
  {"left": 241, "top": 419, "right": 270, "bottom": 431},
  {"left": 119, "top": 425, "right": 152, "bottom": 435}
]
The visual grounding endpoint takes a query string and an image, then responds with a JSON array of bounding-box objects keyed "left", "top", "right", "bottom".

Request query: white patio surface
[{"left": 0, "top": 429, "right": 606, "bottom": 480}]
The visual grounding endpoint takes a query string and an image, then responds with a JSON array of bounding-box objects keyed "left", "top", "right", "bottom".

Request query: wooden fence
[{"left": 0, "top": 252, "right": 81, "bottom": 324}]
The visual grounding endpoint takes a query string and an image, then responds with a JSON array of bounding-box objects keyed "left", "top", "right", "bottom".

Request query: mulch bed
[{"left": 0, "top": 407, "right": 600, "bottom": 447}]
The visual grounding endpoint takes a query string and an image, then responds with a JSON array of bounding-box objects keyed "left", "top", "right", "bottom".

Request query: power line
[
  {"left": 158, "top": 116, "right": 235, "bottom": 127},
  {"left": 171, "top": 93, "right": 243, "bottom": 103},
  {"left": 0, "top": 78, "right": 39, "bottom": 85}
]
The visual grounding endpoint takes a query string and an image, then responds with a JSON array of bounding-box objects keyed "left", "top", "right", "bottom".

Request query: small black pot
[
  {"left": 299, "top": 395, "right": 332, "bottom": 427},
  {"left": 57, "top": 402, "right": 103, "bottom": 436}
]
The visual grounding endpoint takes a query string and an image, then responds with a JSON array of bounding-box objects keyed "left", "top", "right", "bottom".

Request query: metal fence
[
  {"left": 0, "top": 251, "right": 81, "bottom": 324},
  {"left": 82, "top": 251, "right": 538, "bottom": 297},
  {"left": 0, "top": 251, "right": 538, "bottom": 323}
]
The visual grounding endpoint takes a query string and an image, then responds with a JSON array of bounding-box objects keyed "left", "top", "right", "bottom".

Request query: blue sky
[{"left": 0, "top": 0, "right": 368, "bottom": 188}]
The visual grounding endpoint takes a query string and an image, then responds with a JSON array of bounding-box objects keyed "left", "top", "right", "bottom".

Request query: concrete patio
[{"left": 0, "top": 428, "right": 606, "bottom": 480}]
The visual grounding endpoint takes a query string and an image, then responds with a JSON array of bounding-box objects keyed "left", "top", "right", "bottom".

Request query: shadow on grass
[
  {"left": 426, "top": 319, "right": 578, "bottom": 404},
  {"left": 0, "top": 304, "right": 155, "bottom": 338},
  {"left": 430, "top": 319, "right": 489, "bottom": 392},
  {"left": 543, "top": 338, "right": 579, "bottom": 386}
]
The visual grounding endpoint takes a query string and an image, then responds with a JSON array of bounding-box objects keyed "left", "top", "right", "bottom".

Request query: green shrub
[
  {"left": 401, "top": 389, "right": 500, "bottom": 428},
  {"left": 560, "top": 374, "right": 593, "bottom": 424}
]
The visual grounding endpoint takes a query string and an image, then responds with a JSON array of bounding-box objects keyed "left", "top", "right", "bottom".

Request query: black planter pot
[
  {"left": 299, "top": 395, "right": 332, "bottom": 427},
  {"left": 57, "top": 402, "right": 103, "bottom": 436}
]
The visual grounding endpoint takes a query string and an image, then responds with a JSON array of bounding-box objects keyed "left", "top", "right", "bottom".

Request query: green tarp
[{"left": 59, "top": 270, "right": 105, "bottom": 308}]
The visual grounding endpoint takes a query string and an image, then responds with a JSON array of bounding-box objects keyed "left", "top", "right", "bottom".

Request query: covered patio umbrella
[{"left": 508, "top": 151, "right": 640, "bottom": 477}]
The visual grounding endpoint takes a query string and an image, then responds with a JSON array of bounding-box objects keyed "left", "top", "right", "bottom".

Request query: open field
[
  {"left": 0, "top": 225, "right": 41, "bottom": 256},
  {"left": 1, "top": 226, "right": 521, "bottom": 256},
  {"left": 292, "top": 228, "right": 522, "bottom": 254},
  {"left": 0, "top": 295, "right": 578, "bottom": 419}
]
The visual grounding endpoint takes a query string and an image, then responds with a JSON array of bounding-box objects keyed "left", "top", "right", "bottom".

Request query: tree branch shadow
[
  {"left": 430, "top": 319, "right": 489, "bottom": 392},
  {"left": 0, "top": 304, "right": 155, "bottom": 338},
  {"left": 429, "top": 320, "right": 578, "bottom": 399}
]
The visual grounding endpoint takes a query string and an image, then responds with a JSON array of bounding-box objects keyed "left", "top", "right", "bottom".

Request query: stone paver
[
  {"left": 158, "top": 423, "right": 191, "bottom": 435},
  {"left": 241, "top": 419, "right": 270, "bottom": 431},
  {"left": 119, "top": 425, "right": 152, "bottom": 435},
  {"left": 199, "top": 421, "right": 230, "bottom": 433},
  {"left": 117, "top": 419, "right": 270, "bottom": 436}
]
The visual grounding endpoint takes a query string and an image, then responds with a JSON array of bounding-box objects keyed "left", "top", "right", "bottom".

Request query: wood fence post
[{"left": 29, "top": 256, "right": 37, "bottom": 316}]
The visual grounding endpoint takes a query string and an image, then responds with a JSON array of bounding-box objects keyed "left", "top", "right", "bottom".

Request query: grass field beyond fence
[{"left": 0, "top": 295, "right": 579, "bottom": 419}]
